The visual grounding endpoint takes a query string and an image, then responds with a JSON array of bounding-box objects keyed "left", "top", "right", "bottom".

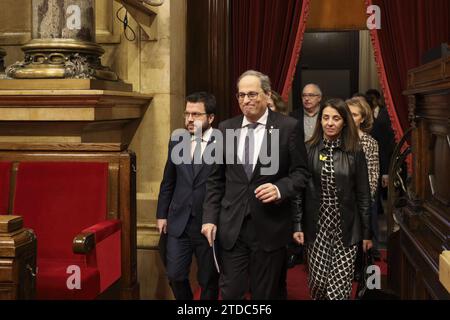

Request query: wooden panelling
[
  {"left": 391, "top": 56, "right": 450, "bottom": 299},
  {"left": 307, "top": 0, "right": 367, "bottom": 31},
  {"left": 186, "top": 0, "right": 230, "bottom": 124}
]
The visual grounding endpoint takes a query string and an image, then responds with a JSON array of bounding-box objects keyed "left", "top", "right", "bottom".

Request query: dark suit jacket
[
  {"left": 202, "top": 109, "right": 309, "bottom": 252},
  {"left": 156, "top": 130, "right": 218, "bottom": 237},
  {"left": 289, "top": 107, "right": 303, "bottom": 121},
  {"left": 289, "top": 108, "right": 306, "bottom": 144},
  {"left": 370, "top": 107, "right": 395, "bottom": 175}
]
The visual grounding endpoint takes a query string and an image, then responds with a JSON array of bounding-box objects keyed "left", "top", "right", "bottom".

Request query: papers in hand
[{"left": 212, "top": 240, "right": 220, "bottom": 274}]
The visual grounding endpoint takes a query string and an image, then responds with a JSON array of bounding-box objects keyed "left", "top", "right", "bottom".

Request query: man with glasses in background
[
  {"left": 291, "top": 83, "right": 323, "bottom": 142},
  {"left": 202, "top": 70, "right": 309, "bottom": 299},
  {"left": 156, "top": 92, "right": 219, "bottom": 300}
]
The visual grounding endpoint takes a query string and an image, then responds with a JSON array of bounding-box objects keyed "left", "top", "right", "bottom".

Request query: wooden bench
[{"left": 0, "top": 150, "right": 138, "bottom": 299}]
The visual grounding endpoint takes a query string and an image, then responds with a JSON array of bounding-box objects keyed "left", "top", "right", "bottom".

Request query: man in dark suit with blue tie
[
  {"left": 202, "top": 70, "right": 309, "bottom": 299},
  {"left": 156, "top": 92, "right": 219, "bottom": 300}
]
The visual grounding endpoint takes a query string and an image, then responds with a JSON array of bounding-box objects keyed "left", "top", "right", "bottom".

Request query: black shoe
[
  {"left": 287, "top": 253, "right": 303, "bottom": 268},
  {"left": 354, "top": 272, "right": 362, "bottom": 282},
  {"left": 287, "top": 254, "right": 297, "bottom": 268}
]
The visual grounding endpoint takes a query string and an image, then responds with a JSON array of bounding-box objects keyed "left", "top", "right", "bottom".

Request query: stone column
[{"left": 7, "top": 0, "right": 117, "bottom": 80}]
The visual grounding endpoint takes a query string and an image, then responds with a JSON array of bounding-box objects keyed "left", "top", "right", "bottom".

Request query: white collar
[
  {"left": 191, "top": 126, "right": 213, "bottom": 142},
  {"left": 242, "top": 108, "right": 269, "bottom": 128}
]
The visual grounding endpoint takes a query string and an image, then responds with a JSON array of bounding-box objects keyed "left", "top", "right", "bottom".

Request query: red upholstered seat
[
  {"left": 37, "top": 259, "right": 101, "bottom": 300},
  {"left": 0, "top": 162, "right": 12, "bottom": 213},
  {"left": 13, "top": 162, "right": 121, "bottom": 300}
]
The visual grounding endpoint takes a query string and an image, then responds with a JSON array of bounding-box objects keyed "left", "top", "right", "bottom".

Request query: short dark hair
[
  {"left": 365, "top": 89, "right": 381, "bottom": 99},
  {"left": 186, "top": 92, "right": 217, "bottom": 114},
  {"left": 308, "top": 98, "right": 360, "bottom": 153},
  {"left": 365, "top": 89, "right": 384, "bottom": 109}
]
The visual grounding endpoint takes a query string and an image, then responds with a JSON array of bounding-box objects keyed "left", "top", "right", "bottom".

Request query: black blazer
[
  {"left": 203, "top": 109, "right": 310, "bottom": 251},
  {"left": 292, "top": 140, "right": 372, "bottom": 247},
  {"left": 370, "top": 107, "right": 395, "bottom": 175},
  {"left": 156, "top": 131, "right": 218, "bottom": 237}
]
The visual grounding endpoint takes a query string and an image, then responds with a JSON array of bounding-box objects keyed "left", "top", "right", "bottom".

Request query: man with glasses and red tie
[
  {"left": 201, "top": 70, "right": 309, "bottom": 300},
  {"left": 156, "top": 92, "right": 219, "bottom": 300}
]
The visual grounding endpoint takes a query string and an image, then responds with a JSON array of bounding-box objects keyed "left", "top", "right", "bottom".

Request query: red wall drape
[
  {"left": 368, "top": 0, "right": 450, "bottom": 141},
  {"left": 231, "top": 0, "right": 310, "bottom": 116}
]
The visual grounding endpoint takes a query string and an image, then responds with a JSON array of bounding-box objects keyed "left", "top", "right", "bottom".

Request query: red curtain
[
  {"left": 231, "top": 0, "right": 311, "bottom": 116},
  {"left": 368, "top": 0, "right": 450, "bottom": 142}
]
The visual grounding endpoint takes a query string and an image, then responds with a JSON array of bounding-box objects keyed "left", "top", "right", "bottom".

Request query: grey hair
[
  {"left": 237, "top": 70, "right": 272, "bottom": 93},
  {"left": 303, "top": 83, "right": 322, "bottom": 96}
]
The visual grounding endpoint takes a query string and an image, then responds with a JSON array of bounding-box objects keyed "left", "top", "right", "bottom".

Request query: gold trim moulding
[
  {"left": 0, "top": 79, "right": 133, "bottom": 92},
  {"left": 10, "top": 66, "right": 65, "bottom": 79},
  {"left": 22, "top": 39, "right": 105, "bottom": 56}
]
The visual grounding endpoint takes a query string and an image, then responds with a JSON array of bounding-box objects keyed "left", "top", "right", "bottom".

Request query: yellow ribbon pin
[{"left": 319, "top": 154, "right": 327, "bottom": 161}]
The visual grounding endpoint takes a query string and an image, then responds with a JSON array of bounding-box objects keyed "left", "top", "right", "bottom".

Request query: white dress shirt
[
  {"left": 191, "top": 126, "right": 213, "bottom": 158},
  {"left": 238, "top": 108, "right": 268, "bottom": 170},
  {"left": 238, "top": 108, "right": 281, "bottom": 199}
]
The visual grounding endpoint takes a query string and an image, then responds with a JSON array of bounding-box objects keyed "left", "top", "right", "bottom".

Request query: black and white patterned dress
[
  {"left": 307, "top": 138, "right": 358, "bottom": 300},
  {"left": 360, "top": 133, "right": 379, "bottom": 200}
]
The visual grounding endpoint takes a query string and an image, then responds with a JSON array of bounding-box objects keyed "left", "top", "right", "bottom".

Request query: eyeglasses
[
  {"left": 183, "top": 112, "right": 207, "bottom": 119},
  {"left": 302, "top": 93, "right": 321, "bottom": 98},
  {"left": 236, "top": 91, "right": 261, "bottom": 101}
]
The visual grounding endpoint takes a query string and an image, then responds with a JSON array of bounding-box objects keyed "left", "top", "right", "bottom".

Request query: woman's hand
[
  {"left": 362, "top": 240, "right": 373, "bottom": 252},
  {"left": 293, "top": 232, "right": 304, "bottom": 245}
]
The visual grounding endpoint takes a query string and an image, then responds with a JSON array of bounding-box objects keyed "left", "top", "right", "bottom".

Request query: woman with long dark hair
[{"left": 292, "top": 98, "right": 372, "bottom": 300}]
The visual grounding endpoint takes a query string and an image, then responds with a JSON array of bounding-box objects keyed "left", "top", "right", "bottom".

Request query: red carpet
[
  {"left": 195, "top": 249, "right": 387, "bottom": 300},
  {"left": 287, "top": 249, "right": 387, "bottom": 300}
]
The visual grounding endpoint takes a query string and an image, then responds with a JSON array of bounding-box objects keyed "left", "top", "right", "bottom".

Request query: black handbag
[
  {"left": 355, "top": 248, "right": 374, "bottom": 299},
  {"left": 355, "top": 249, "right": 400, "bottom": 300}
]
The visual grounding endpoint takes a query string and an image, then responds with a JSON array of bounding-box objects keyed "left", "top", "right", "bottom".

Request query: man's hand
[
  {"left": 362, "top": 240, "right": 373, "bottom": 253},
  {"left": 255, "top": 183, "right": 280, "bottom": 203},
  {"left": 201, "top": 223, "right": 217, "bottom": 247},
  {"left": 157, "top": 219, "right": 167, "bottom": 234},
  {"left": 293, "top": 232, "right": 304, "bottom": 245}
]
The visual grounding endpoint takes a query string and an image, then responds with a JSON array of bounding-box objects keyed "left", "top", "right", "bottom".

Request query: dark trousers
[
  {"left": 219, "top": 216, "right": 287, "bottom": 300},
  {"left": 166, "top": 215, "right": 219, "bottom": 300}
]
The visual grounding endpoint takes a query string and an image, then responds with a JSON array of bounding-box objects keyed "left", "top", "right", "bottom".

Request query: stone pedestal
[
  {"left": 7, "top": 0, "right": 117, "bottom": 80},
  {"left": 0, "top": 79, "right": 152, "bottom": 151}
]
